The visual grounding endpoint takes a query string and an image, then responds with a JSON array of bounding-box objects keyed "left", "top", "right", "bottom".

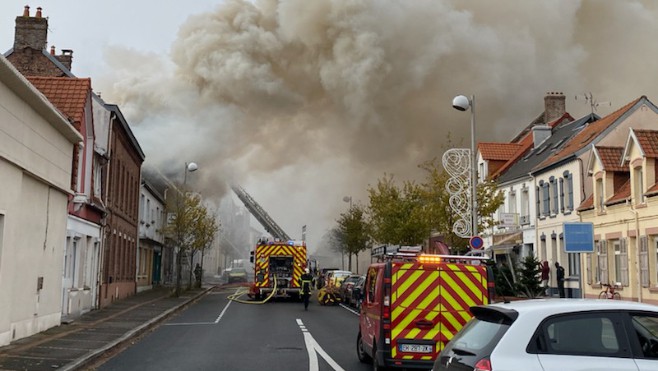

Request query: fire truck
[
  {"left": 249, "top": 239, "right": 308, "bottom": 300},
  {"left": 357, "top": 246, "right": 494, "bottom": 370}
]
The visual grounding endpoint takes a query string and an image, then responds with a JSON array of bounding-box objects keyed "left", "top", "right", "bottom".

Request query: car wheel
[{"left": 357, "top": 332, "right": 372, "bottom": 363}]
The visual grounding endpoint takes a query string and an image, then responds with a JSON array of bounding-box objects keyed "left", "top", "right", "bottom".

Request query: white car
[{"left": 432, "top": 299, "right": 658, "bottom": 371}]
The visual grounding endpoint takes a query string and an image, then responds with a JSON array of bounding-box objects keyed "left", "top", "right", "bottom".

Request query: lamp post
[
  {"left": 183, "top": 162, "right": 198, "bottom": 186},
  {"left": 341, "top": 196, "right": 353, "bottom": 270},
  {"left": 452, "top": 94, "right": 477, "bottom": 237}
]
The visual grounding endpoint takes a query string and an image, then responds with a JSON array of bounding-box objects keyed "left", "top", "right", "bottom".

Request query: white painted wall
[{"left": 0, "top": 57, "right": 80, "bottom": 346}]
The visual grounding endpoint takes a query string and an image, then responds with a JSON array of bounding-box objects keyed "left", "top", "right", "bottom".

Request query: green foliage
[
  {"left": 516, "top": 255, "right": 543, "bottom": 298},
  {"left": 367, "top": 174, "right": 429, "bottom": 245},
  {"left": 336, "top": 203, "right": 372, "bottom": 271}
]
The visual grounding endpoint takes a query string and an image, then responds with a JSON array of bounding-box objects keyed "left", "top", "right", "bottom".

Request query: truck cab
[{"left": 357, "top": 247, "right": 494, "bottom": 370}]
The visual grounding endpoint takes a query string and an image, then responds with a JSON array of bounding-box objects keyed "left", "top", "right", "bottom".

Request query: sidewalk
[{"left": 0, "top": 285, "right": 213, "bottom": 371}]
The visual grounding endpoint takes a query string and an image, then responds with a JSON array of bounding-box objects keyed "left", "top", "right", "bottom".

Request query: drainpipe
[{"left": 629, "top": 203, "right": 642, "bottom": 303}]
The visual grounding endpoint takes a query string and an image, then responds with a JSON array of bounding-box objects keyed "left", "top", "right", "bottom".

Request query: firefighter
[{"left": 300, "top": 268, "right": 313, "bottom": 310}]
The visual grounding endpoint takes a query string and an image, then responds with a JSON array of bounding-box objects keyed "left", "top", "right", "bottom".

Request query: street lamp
[
  {"left": 452, "top": 94, "right": 477, "bottom": 237},
  {"left": 343, "top": 196, "right": 352, "bottom": 208},
  {"left": 183, "top": 162, "right": 198, "bottom": 186}
]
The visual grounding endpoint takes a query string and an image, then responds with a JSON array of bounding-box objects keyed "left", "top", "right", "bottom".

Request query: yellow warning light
[{"left": 418, "top": 254, "right": 442, "bottom": 264}]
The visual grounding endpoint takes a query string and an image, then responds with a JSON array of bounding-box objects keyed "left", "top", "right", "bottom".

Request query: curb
[{"left": 60, "top": 287, "right": 213, "bottom": 370}]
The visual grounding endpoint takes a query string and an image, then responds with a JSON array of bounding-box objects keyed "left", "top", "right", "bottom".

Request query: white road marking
[
  {"left": 297, "top": 319, "right": 346, "bottom": 371},
  {"left": 339, "top": 303, "right": 360, "bottom": 316},
  {"left": 165, "top": 288, "right": 236, "bottom": 326},
  {"left": 214, "top": 293, "right": 233, "bottom": 323}
]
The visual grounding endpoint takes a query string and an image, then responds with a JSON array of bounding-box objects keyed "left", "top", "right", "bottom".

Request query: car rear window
[{"left": 450, "top": 317, "right": 511, "bottom": 352}]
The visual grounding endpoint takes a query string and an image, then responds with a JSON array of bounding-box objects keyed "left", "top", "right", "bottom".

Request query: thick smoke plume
[{"left": 98, "top": 0, "right": 658, "bottom": 247}]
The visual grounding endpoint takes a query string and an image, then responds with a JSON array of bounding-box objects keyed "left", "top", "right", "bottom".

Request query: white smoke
[{"left": 96, "top": 0, "right": 658, "bottom": 247}]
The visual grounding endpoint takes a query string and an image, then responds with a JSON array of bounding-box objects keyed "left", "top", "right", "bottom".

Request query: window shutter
[
  {"left": 559, "top": 178, "right": 564, "bottom": 213},
  {"left": 600, "top": 240, "right": 608, "bottom": 284},
  {"left": 620, "top": 238, "right": 629, "bottom": 286},
  {"left": 567, "top": 175, "right": 574, "bottom": 211},
  {"left": 640, "top": 236, "right": 649, "bottom": 288},
  {"left": 536, "top": 186, "right": 541, "bottom": 217}
]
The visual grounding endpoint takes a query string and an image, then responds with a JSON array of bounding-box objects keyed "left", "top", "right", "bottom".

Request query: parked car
[
  {"left": 325, "top": 270, "right": 352, "bottom": 289},
  {"left": 225, "top": 267, "right": 248, "bottom": 283},
  {"left": 317, "top": 267, "right": 339, "bottom": 289},
  {"left": 339, "top": 275, "right": 363, "bottom": 305},
  {"left": 343, "top": 275, "right": 365, "bottom": 308},
  {"left": 432, "top": 299, "right": 658, "bottom": 371}
]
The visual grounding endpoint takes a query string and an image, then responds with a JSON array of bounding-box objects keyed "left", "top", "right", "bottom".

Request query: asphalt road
[{"left": 95, "top": 287, "right": 371, "bottom": 371}]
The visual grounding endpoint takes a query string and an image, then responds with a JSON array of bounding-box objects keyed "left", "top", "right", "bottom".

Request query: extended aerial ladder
[{"left": 231, "top": 185, "right": 291, "bottom": 241}]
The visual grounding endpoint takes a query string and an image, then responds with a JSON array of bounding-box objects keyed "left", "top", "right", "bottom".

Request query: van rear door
[{"left": 390, "top": 262, "right": 488, "bottom": 362}]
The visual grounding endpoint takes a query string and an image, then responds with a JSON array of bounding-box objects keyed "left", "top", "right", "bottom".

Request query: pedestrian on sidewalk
[
  {"left": 555, "top": 262, "right": 566, "bottom": 298},
  {"left": 540, "top": 261, "right": 550, "bottom": 296},
  {"left": 300, "top": 268, "right": 313, "bottom": 311}
]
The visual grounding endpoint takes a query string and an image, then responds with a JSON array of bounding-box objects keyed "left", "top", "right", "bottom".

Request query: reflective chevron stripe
[
  {"left": 254, "top": 244, "right": 307, "bottom": 288},
  {"left": 389, "top": 262, "right": 487, "bottom": 360}
]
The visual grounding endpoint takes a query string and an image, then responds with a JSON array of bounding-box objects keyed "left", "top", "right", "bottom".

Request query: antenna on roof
[{"left": 575, "top": 92, "right": 611, "bottom": 115}]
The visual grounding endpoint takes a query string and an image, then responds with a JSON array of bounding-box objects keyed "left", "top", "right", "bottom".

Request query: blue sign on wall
[{"left": 563, "top": 222, "right": 594, "bottom": 253}]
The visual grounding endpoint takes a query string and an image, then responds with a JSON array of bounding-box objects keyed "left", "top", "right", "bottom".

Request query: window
[
  {"left": 634, "top": 166, "right": 645, "bottom": 204},
  {"left": 568, "top": 251, "right": 580, "bottom": 277},
  {"left": 93, "top": 158, "right": 102, "bottom": 198},
  {"left": 640, "top": 236, "right": 649, "bottom": 288},
  {"left": 655, "top": 237, "right": 658, "bottom": 286},
  {"left": 559, "top": 178, "right": 564, "bottom": 213},
  {"left": 521, "top": 187, "right": 529, "bottom": 223},
  {"left": 614, "top": 239, "right": 628, "bottom": 286},
  {"left": 366, "top": 267, "right": 378, "bottom": 303},
  {"left": 542, "top": 314, "right": 621, "bottom": 356},
  {"left": 140, "top": 194, "right": 145, "bottom": 223},
  {"left": 565, "top": 172, "right": 574, "bottom": 211},
  {"left": 479, "top": 162, "right": 485, "bottom": 182},
  {"left": 596, "top": 178, "right": 604, "bottom": 210},
  {"left": 550, "top": 177, "right": 558, "bottom": 215},
  {"left": 630, "top": 314, "right": 658, "bottom": 359},
  {"left": 542, "top": 182, "right": 550, "bottom": 216},
  {"left": 597, "top": 240, "right": 608, "bottom": 284},
  {"left": 509, "top": 191, "right": 517, "bottom": 214}
]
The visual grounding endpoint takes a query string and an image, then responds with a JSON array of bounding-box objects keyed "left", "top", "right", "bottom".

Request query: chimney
[
  {"left": 544, "top": 91, "right": 566, "bottom": 124},
  {"left": 56, "top": 49, "right": 74, "bottom": 71},
  {"left": 14, "top": 6, "right": 49, "bottom": 51},
  {"left": 50, "top": 45, "right": 56, "bottom": 55},
  {"left": 532, "top": 125, "right": 552, "bottom": 148}
]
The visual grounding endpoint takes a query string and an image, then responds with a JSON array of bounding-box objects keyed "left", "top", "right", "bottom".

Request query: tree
[
  {"left": 336, "top": 203, "right": 372, "bottom": 273},
  {"left": 189, "top": 205, "right": 220, "bottom": 289},
  {"left": 367, "top": 174, "right": 429, "bottom": 245},
  {"left": 516, "top": 255, "right": 543, "bottom": 298},
  {"left": 164, "top": 191, "right": 211, "bottom": 296}
]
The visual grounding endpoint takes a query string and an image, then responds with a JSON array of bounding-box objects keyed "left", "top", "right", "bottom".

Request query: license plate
[{"left": 399, "top": 344, "right": 433, "bottom": 353}]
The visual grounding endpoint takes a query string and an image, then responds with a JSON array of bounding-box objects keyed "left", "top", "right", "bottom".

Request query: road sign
[
  {"left": 469, "top": 236, "right": 484, "bottom": 250},
  {"left": 564, "top": 222, "right": 594, "bottom": 253}
]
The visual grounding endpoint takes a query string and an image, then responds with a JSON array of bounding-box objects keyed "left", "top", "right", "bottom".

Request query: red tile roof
[
  {"left": 633, "top": 129, "right": 658, "bottom": 158},
  {"left": 606, "top": 179, "right": 631, "bottom": 205},
  {"left": 535, "top": 97, "right": 643, "bottom": 171},
  {"left": 647, "top": 182, "right": 658, "bottom": 196},
  {"left": 26, "top": 76, "right": 91, "bottom": 127},
  {"left": 478, "top": 142, "right": 523, "bottom": 161},
  {"left": 577, "top": 194, "right": 594, "bottom": 211},
  {"left": 595, "top": 146, "right": 626, "bottom": 172}
]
